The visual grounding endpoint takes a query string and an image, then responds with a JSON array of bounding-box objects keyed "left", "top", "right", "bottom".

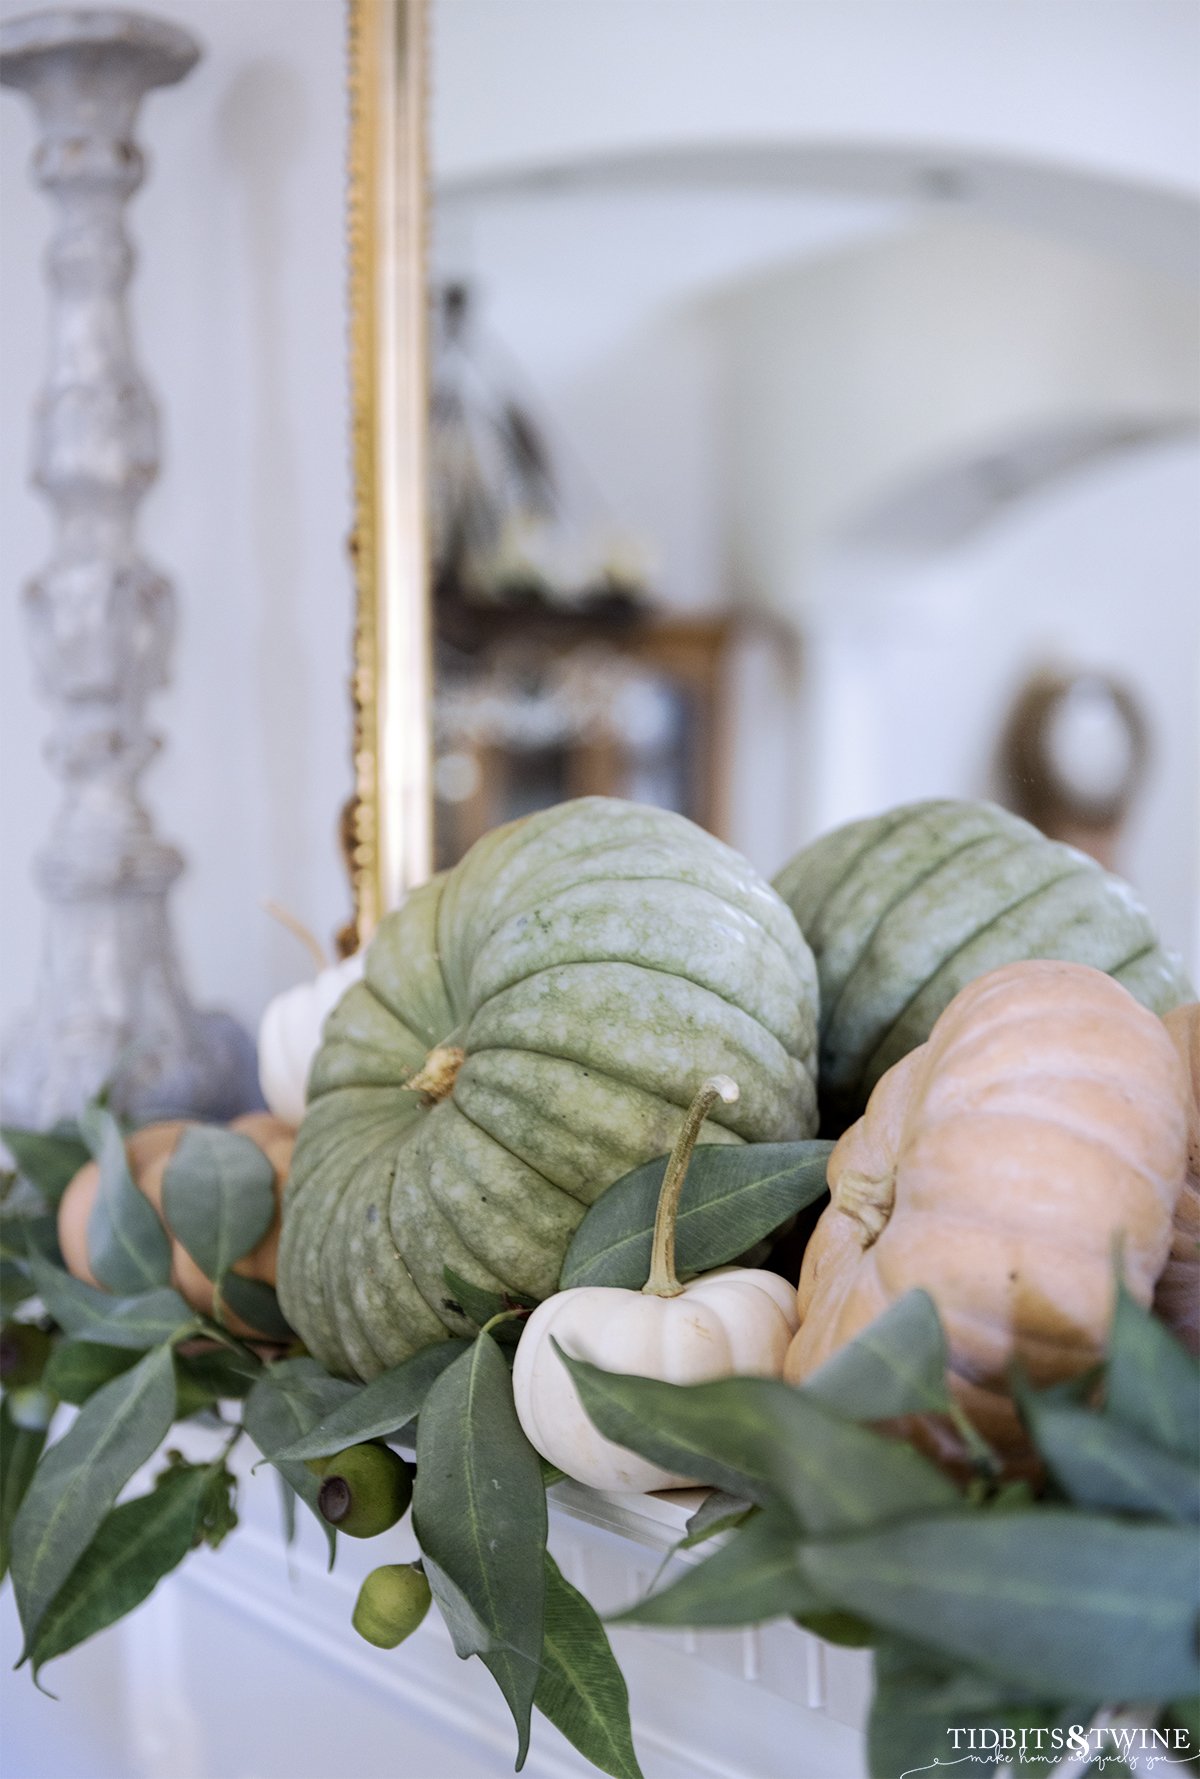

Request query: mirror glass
[{"left": 425, "top": 1, "right": 1199, "bottom": 979}]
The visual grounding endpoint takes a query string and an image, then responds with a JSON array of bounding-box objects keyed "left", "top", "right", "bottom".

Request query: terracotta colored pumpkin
[
  {"left": 774, "top": 798, "right": 1191, "bottom": 1134},
  {"left": 784, "top": 960, "right": 1188, "bottom": 1453},
  {"left": 57, "top": 1112, "right": 292, "bottom": 1339},
  {"left": 279, "top": 798, "right": 819, "bottom": 1380},
  {"left": 1154, "top": 1003, "right": 1199, "bottom": 1352}
]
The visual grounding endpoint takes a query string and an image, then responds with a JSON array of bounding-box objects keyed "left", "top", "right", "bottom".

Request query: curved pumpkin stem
[
  {"left": 262, "top": 899, "right": 329, "bottom": 973},
  {"left": 643, "top": 1075, "right": 740, "bottom": 1299}
]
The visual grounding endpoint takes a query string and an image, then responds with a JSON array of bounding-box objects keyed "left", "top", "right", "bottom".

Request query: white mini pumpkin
[
  {"left": 512, "top": 1078, "right": 799, "bottom": 1492},
  {"left": 257, "top": 952, "right": 363, "bottom": 1129}
]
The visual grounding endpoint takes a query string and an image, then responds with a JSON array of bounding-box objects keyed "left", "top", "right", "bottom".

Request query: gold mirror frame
[{"left": 346, "top": 0, "right": 432, "bottom": 942}]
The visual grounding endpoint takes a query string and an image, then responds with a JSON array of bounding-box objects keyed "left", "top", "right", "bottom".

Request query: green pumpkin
[
  {"left": 278, "top": 798, "right": 819, "bottom": 1378},
  {"left": 774, "top": 797, "right": 1192, "bottom": 1136}
]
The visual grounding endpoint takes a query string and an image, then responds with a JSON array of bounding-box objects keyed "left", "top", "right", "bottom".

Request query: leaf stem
[
  {"left": 479, "top": 1309, "right": 523, "bottom": 1339},
  {"left": 198, "top": 1321, "right": 265, "bottom": 1374},
  {"left": 217, "top": 1424, "right": 243, "bottom": 1466},
  {"left": 946, "top": 1400, "right": 1002, "bottom": 1477},
  {"left": 643, "top": 1077, "right": 739, "bottom": 1299}
]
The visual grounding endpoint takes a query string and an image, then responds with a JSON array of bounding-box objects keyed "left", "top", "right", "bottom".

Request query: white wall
[
  {"left": 796, "top": 440, "right": 1200, "bottom": 965},
  {"left": 719, "top": 217, "right": 1199, "bottom": 589},
  {"left": 0, "top": 0, "right": 353, "bottom": 1045},
  {"left": 433, "top": 0, "right": 1200, "bottom": 200},
  {"left": 711, "top": 219, "right": 1199, "bottom": 960}
]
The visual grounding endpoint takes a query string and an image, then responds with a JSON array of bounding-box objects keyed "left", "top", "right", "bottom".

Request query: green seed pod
[
  {"left": 7, "top": 1385, "right": 56, "bottom": 1432},
  {"left": 317, "top": 1442, "right": 413, "bottom": 1538},
  {"left": 0, "top": 1322, "right": 52, "bottom": 1389},
  {"left": 352, "top": 1563, "right": 431, "bottom": 1649}
]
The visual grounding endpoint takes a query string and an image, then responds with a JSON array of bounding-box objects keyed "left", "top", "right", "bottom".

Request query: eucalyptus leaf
[
  {"left": 244, "top": 1359, "right": 358, "bottom": 1564},
  {"left": 615, "top": 1509, "right": 819, "bottom": 1629},
  {"left": 262, "top": 1350, "right": 360, "bottom": 1418},
  {"left": 42, "top": 1340, "right": 139, "bottom": 1405},
  {"left": 82, "top": 1107, "right": 172, "bottom": 1294},
  {"left": 413, "top": 1332, "right": 547, "bottom": 1769},
  {"left": 1, "top": 1125, "right": 89, "bottom": 1207},
  {"left": 2, "top": 1208, "right": 61, "bottom": 1267},
  {"left": 276, "top": 1470, "right": 298, "bottom": 1548},
  {"left": 274, "top": 1339, "right": 470, "bottom": 1461},
  {"left": 440, "top": 1270, "right": 508, "bottom": 1329},
  {"left": 801, "top": 1288, "right": 953, "bottom": 1421},
  {"left": 1036, "top": 1364, "right": 1105, "bottom": 1410},
  {"left": 1, "top": 1397, "right": 48, "bottom": 1582},
  {"left": 185, "top": 1458, "right": 238, "bottom": 1550},
  {"left": 1105, "top": 1281, "right": 1199, "bottom": 1463},
  {"left": 174, "top": 1364, "right": 223, "bottom": 1421},
  {"left": 174, "top": 1346, "right": 259, "bottom": 1405},
  {"left": 420, "top": 1552, "right": 495, "bottom": 1655},
  {"left": 2, "top": 1172, "right": 50, "bottom": 1215},
  {"left": 1023, "top": 1395, "right": 1199, "bottom": 1522},
  {"left": 10, "top": 1342, "right": 177, "bottom": 1651},
  {"left": 1165, "top": 1696, "right": 1200, "bottom": 1748},
  {"left": 29, "top": 1254, "right": 194, "bottom": 1349},
  {"left": 162, "top": 1126, "right": 276, "bottom": 1293},
  {"left": 682, "top": 1488, "right": 753, "bottom": 1548},
  {"left": 442, "top": 1268, "right": 537, "bottom": 1336},
  {"left": 28, "top": 1463, "right": 211, "bottom": 1681},
  {"left": 217, "top": 1274, "right": 292, "bottom": 1340},
  {"left": 987, "top": 1479, "right": 1037, "bottom": 1512},
  {"left": 0, "top": 1258, "right": 34, "bottom": 1316},
  {"left": 799, "top": 1510, "right": 1200, "bottom": 1699},
  {"left": 793, "top": 1609, "right": 875, "bottom": 1647},
  {"left": 560, "top": 1140, "right": 833, "bottom": 1290},
  {"left": 536, "top": 1552, "right": 642, "bottom": 1779},
  {"left": 558, "top": 1352, "right": 959, "bottom": 1533}
]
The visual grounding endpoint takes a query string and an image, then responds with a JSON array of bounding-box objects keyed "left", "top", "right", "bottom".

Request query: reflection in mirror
[{"left": 425, "top": 1, "right": 1199, "bottom": 976}]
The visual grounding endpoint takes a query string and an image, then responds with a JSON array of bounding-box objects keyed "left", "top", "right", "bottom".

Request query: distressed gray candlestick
[{"left": 1, "top": 9, "right": 258, "bottom": 1127}]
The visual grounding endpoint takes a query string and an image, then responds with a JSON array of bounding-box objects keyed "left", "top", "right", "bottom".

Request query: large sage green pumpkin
[
  {"left": 278, "top": 798, "right": 819, "bottom": 1378},
  {"left": 774, "top": 798, "right": 1191, "bottom": 1135}
]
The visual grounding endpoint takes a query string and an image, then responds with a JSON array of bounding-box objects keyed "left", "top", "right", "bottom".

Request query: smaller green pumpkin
[{"left": 775, "top": 798, "right": 1191, "bottom": 1134}]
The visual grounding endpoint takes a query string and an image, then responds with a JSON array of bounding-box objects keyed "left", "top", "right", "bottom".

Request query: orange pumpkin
[
  {"left": 784, "top": 960, "right": 1187, "bottom": 1453},
  {"left": 1154, "top": 1003, "right": 1199, "bottom": 1353},
  {"left": 57, "top": 1113, "right": 292, "bottom": 1339}
]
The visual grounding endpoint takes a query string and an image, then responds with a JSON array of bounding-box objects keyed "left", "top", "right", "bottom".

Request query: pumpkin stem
[
  {"left": 406, "top": 1044, "right": 466, "bottom": 1103},
  {"left": 262, "top": 899, "right": 329, "bottom": 973},
  {"left": 643, "top": 1076, "right": 740, "bottom": 1299},
  {"left": 832, "top": 1168, "right": 894, "bottom": 1244}
]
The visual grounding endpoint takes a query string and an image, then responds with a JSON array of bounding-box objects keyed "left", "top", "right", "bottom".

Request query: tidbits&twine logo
[{"left": 896, "top": 1722, "right": 1197, "bottom": 1775}]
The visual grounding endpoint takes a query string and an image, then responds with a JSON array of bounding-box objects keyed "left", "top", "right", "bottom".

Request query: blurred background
[{"left": 2, "top": 0, "right": 1197, "bottom": 1052}]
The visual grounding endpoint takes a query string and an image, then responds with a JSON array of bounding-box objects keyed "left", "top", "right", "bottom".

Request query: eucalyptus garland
[{"left": 1, "top": 1107, "right": 1196, "bottom": 1779}]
